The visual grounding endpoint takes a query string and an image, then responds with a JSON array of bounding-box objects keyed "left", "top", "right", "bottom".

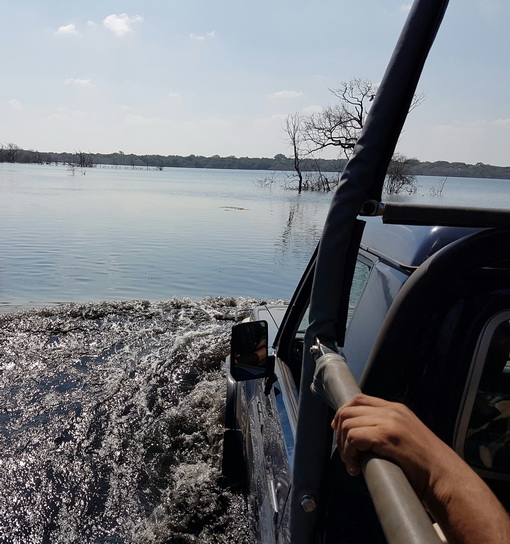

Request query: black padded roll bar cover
[
  {"left": 312, "top": 353, "right": 443, "bottom": 544},
  {"left": 291, "top": 2, "right": 450, "bottom": 543},
  {"left": 308, "top": 0, "right": 450, "bottom": 347},
  {"left": 382, "top": 203, "right": 510, "bottom": 228}
]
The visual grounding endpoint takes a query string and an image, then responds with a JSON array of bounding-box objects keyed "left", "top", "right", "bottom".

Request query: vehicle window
[
  {"left": 464, "top": 318, "right": 510, "bottom": 474},
  {"left": 348, "top": 259, "right": 371, "bottom": 320},
  {"left": 295, "top": 307, "right": 309, "bottom": 341},
  {"left": 294, "top": 258, "right": 372, "bottom": 340}
]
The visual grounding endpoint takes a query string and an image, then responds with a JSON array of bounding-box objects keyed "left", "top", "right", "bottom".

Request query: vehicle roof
[{"left": 360, "top": 216, "right": 484, "bottom": 269}]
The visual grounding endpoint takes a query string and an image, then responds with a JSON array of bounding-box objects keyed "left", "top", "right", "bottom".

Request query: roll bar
[
  {"left": 376, "top": 202, "right": 510, "bottom": 228},
  {"left": 290, "top": 0, "right": 450, "bottom": 541},
  {"left": 311, "top": 342, "right": 443, "bottom": 544}
]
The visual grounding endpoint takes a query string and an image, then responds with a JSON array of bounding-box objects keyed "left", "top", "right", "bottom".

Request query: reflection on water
[
  {"left": 0, "top": 164, "right": 331, "bottom": 310},
  {"left": 276, "top": 198, "right": 324, "bottom": 265},
  {"left": 0, "top": 297, "right": 261, "bottom": 543}
]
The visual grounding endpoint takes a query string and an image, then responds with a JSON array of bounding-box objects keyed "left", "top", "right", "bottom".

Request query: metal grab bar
[{"left": 311, "top": 349, "right": 443, "bottom": 544}]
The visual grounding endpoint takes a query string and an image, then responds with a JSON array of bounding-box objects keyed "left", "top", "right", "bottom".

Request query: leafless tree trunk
[
  {"left": 282, "top": 78, "right": 423, "bottom": 193},
  {"left": 284, "top": 113, "right": 305, "bottom": 194}
]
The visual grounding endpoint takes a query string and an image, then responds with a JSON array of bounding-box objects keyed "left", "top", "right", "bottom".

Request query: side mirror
[{"left": 231, "top": 320, "right": 272, "bottom": 381}]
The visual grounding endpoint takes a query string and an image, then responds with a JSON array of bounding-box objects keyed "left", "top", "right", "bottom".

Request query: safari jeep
[
  {"left": 223, "top": 0, "right": 510, "bottom": 544},
  {"left": 222, "top": 1, "right": 510, "bottom": 543}
]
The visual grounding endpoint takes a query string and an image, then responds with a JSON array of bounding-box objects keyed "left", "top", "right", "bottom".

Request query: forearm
[
  {"left": 333, "top": 395, "right": 510, "bottom": 544},
  {"left": 423, "top": 449, "right": 510, "bottom": 544}
]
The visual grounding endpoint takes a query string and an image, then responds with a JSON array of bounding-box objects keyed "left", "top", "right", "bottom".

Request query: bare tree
[
  {"left": 282, "top": 78, "right": 423, "bottom": 193},
  {"left": 67, "top": 149, "right": 94, "bottom": 174},
  {"left": 74, "top": 150, "right": 94, "bottom": 168},
  {"left": 384, "top": 153, "right": 418, "bottom": 195},
  {"left": 304, "top": 79, "right": 376, "bottom": 159},
  {"left": 284, "top": 113, "right": 305, "bottom": 193}
]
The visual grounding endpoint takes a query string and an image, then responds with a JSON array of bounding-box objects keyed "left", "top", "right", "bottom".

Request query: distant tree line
[
  {"left": 0, "top": 142, "right": 509, "bottom": 179},
  {"left": 0, "top": 143, "right": 345, "bottom": 172},
  {"left": 411, "top": 160, "right": 510, "bottom": 180}
]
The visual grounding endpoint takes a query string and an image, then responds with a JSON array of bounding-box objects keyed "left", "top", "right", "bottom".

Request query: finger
[
  {"left": 339, "top": 414, "right": 381, "bottom": 451},
  {"left": 337, "top": 405, "right": 389, "bottom": 433},
  {"left": 339, "top": 418, "right": 366, "bottom": 463},
  {"left": 346, "top": 393, "right": 391, "bottom": 409},
  {"left": 331, "top": 405, "right": 385, "bottom": 441},
  {"left": 341, "top": 426, "right": 379, "bottom": 476},
  {"left": 332, "top": 393, "right": 389, "bottom": 418},
  {"left": 332, "top": 395, "right": 391, "bottom": 429}
]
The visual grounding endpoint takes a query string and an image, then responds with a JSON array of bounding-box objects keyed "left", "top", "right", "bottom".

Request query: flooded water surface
[
  {"left": 1, "top": 164, "right": 508, "bottom": 311},
  {"left": 0, "top": 164, "right": 330, "bottom": 310},
  {"left": 0, "top": 297, "right": 261, "bottom": 543},
  {"left": 1, "top": 164, "right": 508, "bottom": 542}
]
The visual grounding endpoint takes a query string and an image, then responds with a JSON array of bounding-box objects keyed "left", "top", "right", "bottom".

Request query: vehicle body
[
  {"left": 223, "top": 218, "right": 510, "bottom": 543},
  {"left": 222, "top": 0, "right": 510, "bottom": 542}
]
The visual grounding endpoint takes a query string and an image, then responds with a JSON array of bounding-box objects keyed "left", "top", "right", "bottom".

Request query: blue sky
[{"left": 1, "top": 0, "right": 509, "bottom": 166}]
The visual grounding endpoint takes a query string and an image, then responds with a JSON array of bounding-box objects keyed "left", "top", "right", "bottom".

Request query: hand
[
  {"left": 331, "top": 394, "right": 456, "bottom": 499},
  {"left": 331, "top": 394, "right": 510, "bottom": 544}
]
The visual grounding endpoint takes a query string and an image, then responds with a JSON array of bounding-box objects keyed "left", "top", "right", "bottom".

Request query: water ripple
[{"left": 0, "top": 297, "right": 269, "bottom": 543}]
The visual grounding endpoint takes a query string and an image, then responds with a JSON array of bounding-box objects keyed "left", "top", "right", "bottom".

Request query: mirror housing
[{"left": 230, "top": 320, "right": 273, "bottom": 381}]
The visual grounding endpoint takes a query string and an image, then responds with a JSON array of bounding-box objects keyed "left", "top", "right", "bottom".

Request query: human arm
[{"left": 331, "top": 394, "right": 510, "bottom": 544}]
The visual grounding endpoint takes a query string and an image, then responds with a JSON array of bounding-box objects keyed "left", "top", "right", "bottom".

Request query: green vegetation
[
  {"left": 1, "top": 142, "right": 509, "bottom": 179},
  {"left": 412, "top": 160, "right": 510, "bottom": 179}
]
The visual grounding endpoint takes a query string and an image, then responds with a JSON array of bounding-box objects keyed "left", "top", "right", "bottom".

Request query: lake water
[
  {"left": 0, "top": 298, "right": 259, "bottom": 544},
  {"left": 1, "top": 163, "right": 509, "bottom": 312},
  {"left": 0, "top": 164, "right": 331, "bottom": 311},
  {"left": 0, "top": 163, "right": 508, "bottom": 543}
]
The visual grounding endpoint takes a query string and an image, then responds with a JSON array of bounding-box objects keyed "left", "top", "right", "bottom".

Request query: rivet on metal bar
[{"left": 300, "top": 495, "right": 317, "bottom": 513}]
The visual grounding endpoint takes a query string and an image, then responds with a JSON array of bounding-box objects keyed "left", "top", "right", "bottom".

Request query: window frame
[
  {"left": 271, "top": 252, "right": 376, "bottom": 464},
  {"left": 454, "top": 310, "right": 510, "bottom": 481}
]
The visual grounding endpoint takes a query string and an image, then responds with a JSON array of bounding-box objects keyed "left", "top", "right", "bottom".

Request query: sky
[{"left": 1, "top": 0, "right": 509, "bottom": 166}]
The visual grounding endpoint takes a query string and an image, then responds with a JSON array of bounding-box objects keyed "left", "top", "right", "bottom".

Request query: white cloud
[
  {"left": 189, "top": 31, "right": 216, "bottom": 41},
  {"left": 46, "top": 110, "right": 88, "bottom": 123},
  {"left": 8, "top": 99, "right": 23, "bottom": 111},
  {"left": 399, "top": 117, "right": 510, "bottom": 166},
  {"left": 124, "top": 114, "right": 164, "bottom": 126},
  {"left": 55, "top": 23, "right": 80, "bottom": 36},
  {"left": 434, "top": 118, "right": 510, "bottom": 132},
  {"left": 270, "top": 90, "right": 303, "bottom": 99},
  {"left": 494, "top": 118, "right": 510, "bottom": 127},
  {"left": 123, "top": 114, "right": 230, "bottom": 133},
  {"left": 400, "top": 4, "right": 412, "bottom": 13},
  {"left": 64, "top": 78, "right": 94, "bottom": 88},
  {"left": 167, "top": 92, "right": 181, "bottom": 99},
  {"left": 434, "top": 121, "right": 485, "bottom": 135},
  {"left": 103, "top": 14, "right": 143, "bottom": 37}
]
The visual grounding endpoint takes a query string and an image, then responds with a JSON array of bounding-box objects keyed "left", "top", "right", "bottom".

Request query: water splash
[{"left": 0, "top": 297, "right": 268, "bottom": 543}]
